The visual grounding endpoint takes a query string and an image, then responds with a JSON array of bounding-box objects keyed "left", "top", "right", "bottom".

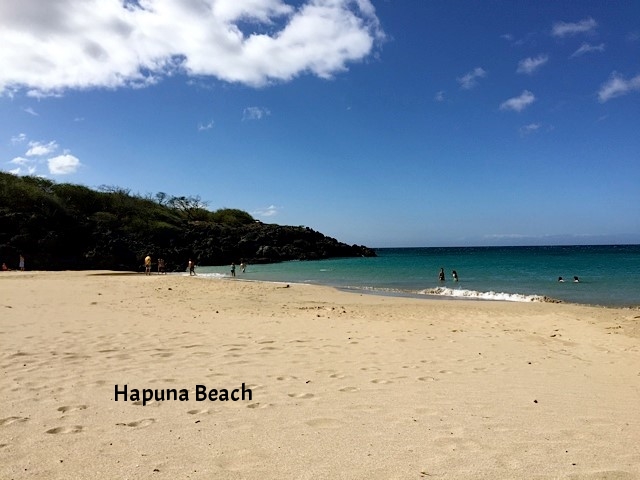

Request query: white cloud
[
  {"left": 598, "top": 72, "right": 640, "bottom": 102},
  {"left": 570, "top": 42, "right": 604, "bottom": 58},
  {"left": 26, "top": 141, "right": 58, "bottom": 157},
  {"left": 11, "top": 133, "right": 27, "bottom": 144},
  {"left": 434, "top": 90, "right": 445, "bottom": 102},
  {"left": 48, "top": 154, "right": 81, "bottom": 175},
  {"left": 242, "top": 106, "right": 271, "bottom": 121},
  {"left": 457, "top": 67, "right": 487, "bottom": 90},
  {"left": 9, "top": 156, "right": 32, "bottom": 166},
  {"left": 252, "top": 205, "right": 280, "bottom": 217},
  {"left": 519, "top": 123, "right": 540, "bottom": 136},
  {"left": 500, "top": 90, "right": 535, "bottom": 112},
  {"left": 7, "top": 157, "right": 37, "bottom": 175},
  {"left": 551, "top": 18, "right": 597, "bottom": 37},
  {"left": 0, "top": 0, "right": 385, "bottom": 96},
  {"left": 198, "top": 120, "right": 214, "bottom": 131},
  {"left": 23, "top": 107, "right": 38, "bottom": 116},
  {"left": 516, "top": 55, "right": 548, "bottom": 74}
]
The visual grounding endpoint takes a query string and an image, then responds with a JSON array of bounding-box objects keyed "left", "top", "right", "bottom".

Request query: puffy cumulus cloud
[
  {"left": 48, "top": 154, "right": 82, "bottom": 175},
  {"left": 551, "top": 18, "right": 597, "bottom": 37},
  {"left": 516, "top": 55, "right": 548, "bottom": 75},
  {"left": 457, "top": 67, "right": 486, "bottom": 90},
  {"left": 26, "top": 140, "right": 59, "bottom": 157},
  {"left": 4, "top": 134, "right": 82, "bottom": 176},
  {"left": 598, "top": 72, "right": 640, "bottom": 103},
  {"left": 0, "top": 0, "right": 385, "bottom": 96},
  {"left": 9, "top": 156, "right": 32, "bottom": 166},
  {"left": 500, "top": 90, "right": 535, "bottom": 112},
  {"left": 7, "top": 156, "right": 37, "bottom": 175}
]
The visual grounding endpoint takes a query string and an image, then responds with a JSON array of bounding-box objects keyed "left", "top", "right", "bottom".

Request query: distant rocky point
[{"left": 0, "top": 172, "right": 375, "bottom": 271}]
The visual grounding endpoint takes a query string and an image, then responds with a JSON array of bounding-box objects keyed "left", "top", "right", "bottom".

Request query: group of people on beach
[
  {"left": 229, "top": 262, "right": 247, "bottom": 277},
  {"left": 143, "top": 255, "right": 246, "bottom": 278},
  {"left": 438, "top": 267, "right": 459, "bottom": 282},
  {"left": 142, "top": 255, "right": 167, "bottom": 275},
  {"left": 2, "top": 254, "right": 25, "bottom": 272},
  {"left": 438, "top": 267, "right": 580, "bottom": 284},
  {"left": 188, "top": 259, "right": 246, "bottom": 277}
]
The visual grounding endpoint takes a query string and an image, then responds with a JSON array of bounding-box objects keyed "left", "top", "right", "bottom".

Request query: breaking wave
[{"left": 419, "top": 286, "right": 561, "bottom": 303}]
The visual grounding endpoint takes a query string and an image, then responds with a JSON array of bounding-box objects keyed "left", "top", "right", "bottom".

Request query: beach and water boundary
[{"left": 193, "top": 245, "right": 640, "bottom": 308}]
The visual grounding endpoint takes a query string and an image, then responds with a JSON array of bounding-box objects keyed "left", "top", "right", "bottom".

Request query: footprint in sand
[
  {"left": 417, "top": 376, "right": 438, "bottom": 382},
  {"left": 276, "top": 375, "right": 298, "bottom": 381},
  {"left": 329, "top": 373, "right": 346, "bottom": 379},
  {"left": 46, "top": 425, "right": 84, "bottom": 434},
  {"left": 187, "top": 409, "right": 209, "bottom": 415},
  {"left": 116, "top": 418, "right": 156, "bottom": 428},
  {"left": 371, "top": 379, "right": 393, "bottom": 384},
  {"left": 246, "top": 403, "right": 273, "bottom": 409},
  {"left": 0, "top": 416, "right": 29, "bottom": 426},
  {"left": 339, "top": 386, "right": 359, "bottom": 393},
  {"left": 132, "top": 400, "right": 160, "bottom": 407},
  {"left": 57, "top": 405, "right": 88, "bottom": 414},
  {"left": 287, "top": 393, "right": 314, "bottom": 399},
  {"left": 151, "top": 352, "right": 173, "bottom": 358}
]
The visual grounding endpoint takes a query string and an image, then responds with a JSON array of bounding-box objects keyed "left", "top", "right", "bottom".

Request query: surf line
[{"left": 114, "top": 384, "right": 253, "bottom": 406}]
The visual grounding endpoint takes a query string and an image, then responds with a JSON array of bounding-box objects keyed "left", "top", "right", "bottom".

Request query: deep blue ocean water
[{"left": 194, "top": 245, "right": 640, "bottom": 307}]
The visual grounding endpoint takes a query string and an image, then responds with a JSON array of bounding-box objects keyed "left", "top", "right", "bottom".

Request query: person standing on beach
[
  {"left": 230, "top": 262, "right": 236, "bottom": 277},
  {"left": 240, "top": 261, "right": 246, "bottom": 273},
  {"left": 157, "top": 258, "right": 166, "bottom": 274},
  {"left": 144, "top": 255, "right": 152, "bottom": 275},
  {"left": 438, "top": 267, "right": 445, "bottom": 281},
  {"left": 452, "top": 270, "right": 459, "bottom": 282},
  {"left": 19, "top": 254, "right": 25, "bottom": 272},
  {"left": 188, "top": 259, "right": 196, "bottom": 276}
]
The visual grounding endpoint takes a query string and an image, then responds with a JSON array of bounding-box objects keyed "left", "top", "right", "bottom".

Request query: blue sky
[{"left": 2, "top": 0, "right": 639, "bottom": 247}]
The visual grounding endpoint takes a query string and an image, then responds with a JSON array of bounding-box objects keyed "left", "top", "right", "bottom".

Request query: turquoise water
[{"left": 194, "top": 245, "right": 640, "bottom": 307}]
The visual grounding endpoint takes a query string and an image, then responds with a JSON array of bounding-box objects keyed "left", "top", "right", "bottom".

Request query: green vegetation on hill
[{"left": 0, "top": 173, "right": 375, "bottom": 271}]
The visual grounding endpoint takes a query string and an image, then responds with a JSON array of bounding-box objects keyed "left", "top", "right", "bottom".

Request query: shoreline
[
  {"left": 2, "top": 270, "right": 640, "bottom": 479},
  {"left": 155, "top": 269, "right": 640, "bottom": 310},
  {"left": 5, "top": 268, "right": 640, "bottom": 309}
]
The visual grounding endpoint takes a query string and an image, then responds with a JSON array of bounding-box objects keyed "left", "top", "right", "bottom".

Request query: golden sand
[{"left": 1, "top": 271, "right": 639, "bottom": 479}]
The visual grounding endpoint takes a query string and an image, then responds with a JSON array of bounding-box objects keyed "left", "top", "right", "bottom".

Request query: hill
[{"left": 0, "top": 173, "right": 376, "bottom": 271}]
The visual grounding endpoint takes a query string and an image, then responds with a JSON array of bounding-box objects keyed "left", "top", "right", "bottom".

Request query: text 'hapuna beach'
[{"left": 114, "top": 384, "right": 253, "bottom": 406}]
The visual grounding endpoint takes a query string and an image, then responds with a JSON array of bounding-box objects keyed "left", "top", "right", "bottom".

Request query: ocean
[{"left": 193, "top": 245, "right": 640, "bottom": 308}]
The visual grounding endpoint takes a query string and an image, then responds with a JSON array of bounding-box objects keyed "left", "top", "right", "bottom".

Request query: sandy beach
[{"left": 1, "top": 271, "right": 639, "bottom": 479}]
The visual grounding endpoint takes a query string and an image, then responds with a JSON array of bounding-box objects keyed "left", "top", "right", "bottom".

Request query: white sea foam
[
  {"left": 186, "top": 272, "right": 228, "bottom": 279},
  {"left": 420, "top": 286, "right": 552, "bottom": 303}
]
